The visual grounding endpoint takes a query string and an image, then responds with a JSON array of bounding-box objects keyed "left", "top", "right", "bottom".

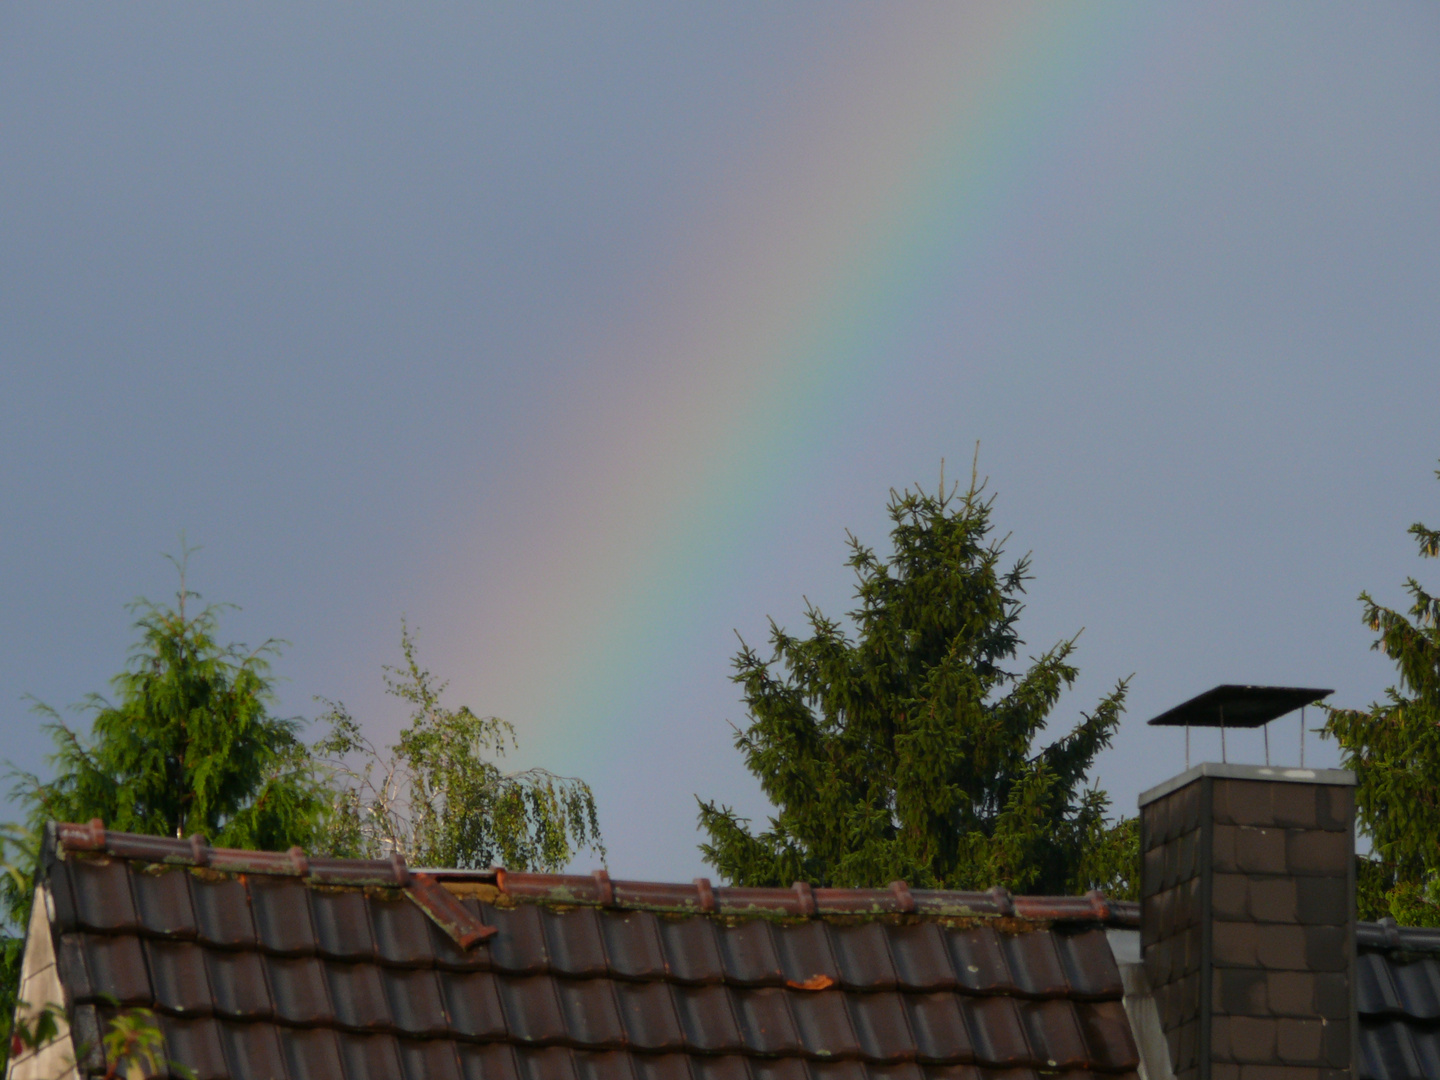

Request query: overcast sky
[{"left": 3, "top": 4, "right": 1437, "bottom": 879}]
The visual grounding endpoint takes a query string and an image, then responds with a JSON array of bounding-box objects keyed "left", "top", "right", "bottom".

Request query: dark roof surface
[
  {"left": 1357, "top": 920, "right": 1440, "bottom": 1080},
  {"left": 1144, "top": 685, "right": 1333, "bottom": 728},
  {"left": 37, "top": 823, "right": 1142, "bottom": 1080}
]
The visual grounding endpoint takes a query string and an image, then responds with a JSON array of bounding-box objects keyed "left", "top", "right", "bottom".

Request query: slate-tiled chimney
[{"left": 1139, "top": 763, "right": 1356, "bottom": 1080}]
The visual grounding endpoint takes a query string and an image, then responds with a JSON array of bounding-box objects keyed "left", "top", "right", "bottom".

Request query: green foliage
[
  {"left": 697, "top": 467, "right": 1135, "bottom": 895},
  {"left": 315, "top": 623, "right": 605, "bottom": 872},
  {"left": 1, "top": 825, "right": 39, "bottom": 1075},
  {"left": 7, "top": 998, "right": 64, "bottom": 1073},
  {"left": 10, "top": 559, "right": 328, "bottom": 852},
  {"left": 98, "top": 1006, "right": 181, "bottom": 1080},
  {"left": 1325, "top": 464, "right": 1440, "bottom": 926}
]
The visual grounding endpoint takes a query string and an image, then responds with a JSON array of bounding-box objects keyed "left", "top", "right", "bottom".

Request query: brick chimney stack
[{"left": 1139, "top": 763, "right": 1356, "bottom": 1080}]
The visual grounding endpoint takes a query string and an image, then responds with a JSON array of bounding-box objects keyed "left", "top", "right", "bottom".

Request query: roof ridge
[
  {"left": 1357, "top": 918, "right": 1440, "bottom": 953},
  {"left": 50, "top": 820, "right": 1140, "bottom": 927}
]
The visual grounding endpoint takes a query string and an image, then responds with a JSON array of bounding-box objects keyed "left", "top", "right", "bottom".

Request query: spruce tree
[
  {"left": 1324, "top": 464, "right": 1440, "bottom": 925},
  {"left": 697, "top": 468, "right": 1134, "bottom": 895}
]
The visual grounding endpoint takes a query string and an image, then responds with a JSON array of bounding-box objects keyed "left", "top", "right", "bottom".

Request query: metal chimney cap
[{"left": 1145, "top": 684, "right": 1333, "bottom": 728}]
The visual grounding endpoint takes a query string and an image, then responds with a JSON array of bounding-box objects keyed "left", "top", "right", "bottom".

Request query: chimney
[{"left": 1138, "top": 687, "right": 1355, "bottom": 1080}]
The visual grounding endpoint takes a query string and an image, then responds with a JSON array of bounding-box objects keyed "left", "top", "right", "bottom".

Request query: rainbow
[{"left": 434, "top": 7, "right": 1167, "bottom": 783}]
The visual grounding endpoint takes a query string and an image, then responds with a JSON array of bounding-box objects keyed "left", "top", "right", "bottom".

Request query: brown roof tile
[
  {"left": 31, "top": 823, "right": 1140, "bottom": 1080},
  {"left": 659, "top": 915, "right": 726, "bottom": 984},
  {"left": 442, "top": 969, "right": 507, "bottom": 1040},
  {"left": 147, "top": 938, "right": 213, "bottom": 1016},
  {"left": 313, "top": 888, "right": 379, "bottom": 961},
  {"left": 160, "top": 1015, "right": 228, "bottom": 1080},
  {"left": 545, "top": 906, "right": 610, "bottom": 978},
  {"left": 400, "top": 1036, "right": 464, "bottom": 1080},
  {"left": 266, "top": 954, "right": 334, "bottom": 1025},
  {"left": 132, "top": 863, "right": 198, "bottom": 939},
  {"left": 673, "top": 984, "right": 745, "bottom": 1053},
  {"left": 831, "top": 922, "right": 899, "bottom": 991},
  {"left": 192, "top": 874, "right": 256, "bottom": 949},
  {"left": 205, "top": 949, "right": 271, "bottom": 1020}
]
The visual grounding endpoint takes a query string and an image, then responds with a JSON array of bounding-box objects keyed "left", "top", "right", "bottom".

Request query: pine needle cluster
[
  {"left": 697, "top": 468, "right": 1135, "bottom": 895},
  {"left": 1325, "top": 464, "right": 1440, "bottom": 925}
]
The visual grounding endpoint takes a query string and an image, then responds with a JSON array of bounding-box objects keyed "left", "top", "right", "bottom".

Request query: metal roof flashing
[{"left": 1137, "top": 761, "right": 1355, "bottom": 808}]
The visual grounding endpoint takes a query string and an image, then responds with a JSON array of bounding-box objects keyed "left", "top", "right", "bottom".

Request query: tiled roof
[
  {"left": 1356, "top": 919, "right": 1440, "bottom": 1080},
  {"left": 31, "top": 822, "right": 1143, "bottom": 1080}
]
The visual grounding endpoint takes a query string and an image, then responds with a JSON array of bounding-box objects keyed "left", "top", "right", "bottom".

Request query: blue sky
[{"left": 2, "top": 4, "right": 1437, "bottom": 877}]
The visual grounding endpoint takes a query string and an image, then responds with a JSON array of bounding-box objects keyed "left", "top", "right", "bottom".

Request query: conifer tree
[
  {"left": 1324, "top": 464, "right": 1440, "bottom": 925},
  {"left": 11, "top": 566, "right": 326, "bottom": 851},
  {"left": 697, "top": 467, "right": 1134, "bottom": 895}
]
